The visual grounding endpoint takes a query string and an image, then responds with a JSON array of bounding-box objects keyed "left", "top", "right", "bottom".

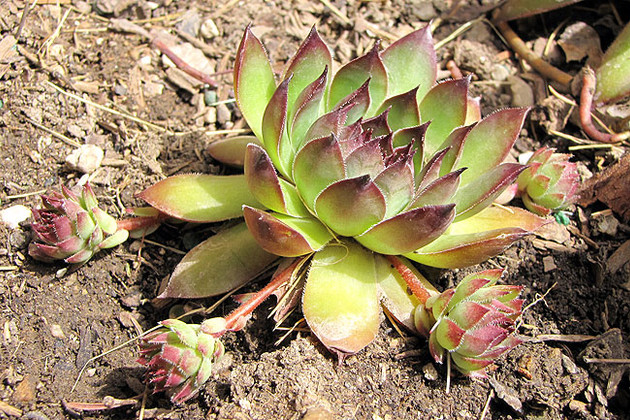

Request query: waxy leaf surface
[
  {"left": 234, "top": 27, "right": 276, "bottom": 140},
  {"left": 243, "top": 206, "right": 331, "bottom": 256},
  {"left": 137, "top": 174, "right": 261, "bottom": 222},
  {"left": 381, "top": 25, "right": 436, "bottom": 99},
  {"left": 283, "top": 26, "right": 332, "bottom": 115},
  {"left": 303, "top": 242, "right": 379, "bottom": 354},
  {"left": 420, "top": 78, "right": 469, "bottom": 156},
  {"left": 456, "top": 108, "right": 528, "bottom": 186},
  {"left": 207, "top": 136, "right": 260, "bottom": 167},
  {"left": 328, "top": 44, "right": 387, "bottom": 116},
  {"left": 161, "top": 223, "right": 277, "bottom": 298}
]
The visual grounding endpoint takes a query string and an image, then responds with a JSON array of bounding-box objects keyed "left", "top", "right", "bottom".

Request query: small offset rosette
[
  {"left": 414, "top": 269, "right": 523, "bottom": 377},
  {"left": 517, "top": 147, "right": 578, "bottom": 216},
  {"left": 29, "top": 183, "right": 128, "bottom": 264},
  {"left": 137, "top": 318, "right": 226, "bottom": 403}
]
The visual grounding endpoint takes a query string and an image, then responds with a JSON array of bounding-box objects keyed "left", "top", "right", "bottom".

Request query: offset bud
[
  {"left": 137, "top": 318, "right": 226, "bottom": 403},
  {"left": 415, "top": 269, "right": 523, "bottom": 377},
  {"left": 29, "top": 183, "right": 129, "bottom": 264},
  {"left": 517, "top": 147, "right": 578, "bottom": 216}
]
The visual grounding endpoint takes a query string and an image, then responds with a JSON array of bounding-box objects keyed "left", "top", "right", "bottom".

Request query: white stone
[
  {"left": 65, "top": 144, "right": 104, "bottom": 174},
  {"left": 0, "top": 205, "right": 32, "bottom": 229}
]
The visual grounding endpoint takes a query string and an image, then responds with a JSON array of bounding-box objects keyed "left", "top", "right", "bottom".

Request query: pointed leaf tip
[
  {"left": 382, "top": 24, "right": 437, "bottom": 99},
  {"left": 243, "top": 206, "right": 332, "bottom": 257}
]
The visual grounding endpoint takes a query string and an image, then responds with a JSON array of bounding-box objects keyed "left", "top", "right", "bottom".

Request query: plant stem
[
  {"left": 152, "top": 38, "right": 218, "bottom": 88},
  {"left": 116, "top": 214, "right": 166, "bottom": 232},
  {"left": 385, "top": 255, "right": 432, "bottom": 304},
  {"left": 223, "top": 258, "right": 303, "bottom": 331},
  {"left": 579, "top": 68, "right": 623, "bottom": 143}
]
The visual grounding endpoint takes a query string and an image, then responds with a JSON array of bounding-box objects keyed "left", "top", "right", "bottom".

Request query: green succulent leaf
[
  {"left": 333, "top": 79, "right": 372, "bottom": 125},
  {"left": 416, "top": 147, "right": 450, "bottom": 190},
  {"left": 99, "top": 229, "right": 129, "bottom": 249},
  {"left": 420, "top": 77, "right": 469, "bottom": 156},
  {"left": 344, "top": 139, "right": 386, "bottom": 179},
  {"left": 392, "top": 123, "right": 429, "bottom": 173},
  {"left": 381, "top": 24, "right": 436, "bottom": 99},
  {"left": 453, "top": 163, "right": 526, "bottom": 221},
  {"left": 374, "top": 158, "right": 415, "bottom": 217},
  {"left": 262, "top": 77, "right": 293, "bottom": 178},
  {"left": 447, "top": 205, "right": 548, "bottom": 235},
  {"left": 405, "top": 228, "right": 529, "bottom": 269},
  {"left": 244, "top": 144, "right": 309, "bottom": 217},
  {"left": 302, "top": 242, "right": 379, "bottom": 354},
  {"left": 456, "top": 108, "right": 529, "bottom": 186},
  {"left": 596, "top": 22, "right": 630, "bottom": 104},
  {"left": 207, "top": 136, "right": 261, "bottom": 167},
  {"left": 234, "top": 26, "right": 277, "bottom": 140},
  {"left": 291, "top": 68, "right": 328, "bottom": 148},
  {"left": 437, "top": 125, "right": 475, "bottom": 176},
  {"left": 244, "top": 143, "right": 286, "bottom": 212},
  {"left": 315, "top": 175, "right": 387, "bottom": 237},
  {"left": 377, "top": 87, "right": 420, "bottom": 131},
  {"left": 493, "top": 0, "right": 584, "bottom": 22},
  {"left": 137, "top": 174, "right": 261, "bottom": 222},
  {"left": 160, "top": 223, "right": 277, "bottom": 298},
  {"left": 356, "top": 204, "right": 455, "bottom": 255},
  {"left": 293, "top": 135, "right": 345, "bottom": 209},
  {"left": 410, "top": 168, "right": 464, "bottom": 209},
  {"left": 283, "top": 26, "right": 332, "bottom": 116},
  {"left": 328, "top": 44, "right": 388, "bottom": 116},
  {"left": 406, "top": 206, "right": 547, "bottom": 268},
  {"left": 301, "top": 105, "right": 353, "bottom": 148},
  {"left": 242, "top": 206, "right": 332, "bottom": 257},
  {"left": 362, "top": 109, "right": 392, "bottom": 137}
]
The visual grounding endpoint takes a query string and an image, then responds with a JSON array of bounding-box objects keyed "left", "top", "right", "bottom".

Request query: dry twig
[{"left": 495, "top": 19, "right": 572, "bottom": 87}]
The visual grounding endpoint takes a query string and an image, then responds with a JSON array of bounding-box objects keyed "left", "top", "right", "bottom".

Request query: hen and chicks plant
[{"left": 27, "top": 23, "right": 581, "bottom": 403}]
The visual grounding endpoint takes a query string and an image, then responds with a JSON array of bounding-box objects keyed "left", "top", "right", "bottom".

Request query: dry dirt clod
[
  {"left": 488, "top": 376, "right": 523, "bottom": 413},
  {"left": 301, "top": 406, "right": 335, "bottom": 420},
  {"left": 579, "top": 329, "right": 627, "bottom": 400},
  {"left": 13, "top": 374, "right": 36, "bottom": 403}
]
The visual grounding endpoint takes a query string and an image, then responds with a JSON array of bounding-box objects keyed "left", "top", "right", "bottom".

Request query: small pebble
[
  {"left": 543, "top": 255, "right": 556, "bottom": 272},
  {"left": 66, "top": 124, "right": 84, "bottom": 138},
  {"left": 422, "top": 363, "right": 438, "bottom": 381},
  {"left": 9, "top": 230, "right": 30, "bottom": 249},
  {"left": 65, "top": 144, "right": 104, "bottom": 174},
  {"left": 302, "top": 407, "right": 334, "bottom": 420},
  {"left": 50, "top": 324, "right": 65, "bottom": 339},
  {"left": 238, "top": 398, "right": 252, "bottom": 411},
  {"left": 200, "top": 18, "right": 220, "bottom": 39},
  {"left": 0, "top": 205, "right": 32, "bottom": 229},
  {"left": 216, "top": 103, "right": 231, "bottom": 125}
]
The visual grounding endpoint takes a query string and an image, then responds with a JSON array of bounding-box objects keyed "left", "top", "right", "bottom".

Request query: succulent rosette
[
  {"left": 414, "top": 269, "right": 523, "bottom": 377},
  {"left": 29, "top": 183, "right": 129, "bottom": 264},
  {"left": 136, "top": 25, "right": 546, "bottom": 355},
  {"left": 517, "top": 147, "right": 578, "bottom": 216},
  {"left": 138, "top": 318, "right": 226, "bottom": 403}
]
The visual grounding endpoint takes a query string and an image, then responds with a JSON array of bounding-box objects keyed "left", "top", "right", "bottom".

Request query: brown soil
[{"left": 1, "top": 1, "right": 629, "bottom": 419}]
